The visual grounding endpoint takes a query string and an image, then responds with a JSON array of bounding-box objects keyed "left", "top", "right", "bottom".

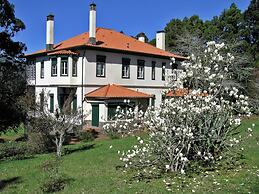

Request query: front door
[{"left": 92, "top": 104, "right": 99, "bottom": 127}]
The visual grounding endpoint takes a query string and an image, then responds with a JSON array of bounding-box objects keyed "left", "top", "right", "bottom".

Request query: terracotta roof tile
[
  {"left": 26, "top": 28, "right": 186, "bottom": 59},
  {"left": 47, "top": 50, "right": 79, "bottom": 56},
  {"left": 166, "top": 88, "right": 190, "bottom": 97},
  {"left": 85, "top": 84, "right": 152, "bottom": 99},
  {"left": 166, "top": 88, "right": 208, "bottom": 97}
]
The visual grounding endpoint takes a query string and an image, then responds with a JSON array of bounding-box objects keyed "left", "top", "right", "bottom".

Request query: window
[
  {"left": 151, "top": 97, "right": 155, "bottom": 107},
  {"left": 171, "top": 63, "right": 178, "bottom": 72},
  {"left": 61, "top": 57, "right": 68, "bottom": 76},
  {"left": 40, "top": 61, "right": 44, "bottom": 78},
  {"left": 51, "top": 58, "right": 57, "bottom": 76},
  {"left": 162, "top": 62, "right": 166, "bottom": 81},
  {"left": 137, "top": 60, "right": 145, "bottom": 79},
  {"left": 96, "top": 55, "right": 106, "bottom": 77},
  {"left": 26, "top": 60, "right": 36, "bottom": 80},
  {"left": 122, "top": 58, "right": 130, "bottom": 78},
  {"left": 40, "top": 92, "right": 44, "bottom": 111},
  {"left": 49, "top": 94, "right": 54, "bottom": 113},
  {"left": 73, "top": 95, "right": 77, "bottom": 112},
  {"left": 151, "top": 61, "right": 156, "bottom": 80},
  {"left": 72, "top": 57, "right": 78, "bottom": 77}
]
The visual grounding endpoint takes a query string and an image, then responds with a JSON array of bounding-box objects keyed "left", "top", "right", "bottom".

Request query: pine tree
[{"left": 0, "top": 0, "right": 27, "bottom": 133}]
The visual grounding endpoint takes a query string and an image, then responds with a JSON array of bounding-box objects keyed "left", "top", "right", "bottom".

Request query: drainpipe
[{"left": 81, "top": 50, "right": 86, "bottom": 130}]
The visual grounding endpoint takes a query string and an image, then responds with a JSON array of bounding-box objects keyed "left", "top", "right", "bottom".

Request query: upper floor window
[
  {"left": 26, "top": 60, "right": 35, "bottom": 80},
  {"left": 61, "top": 57, "right": 68, "bottom": 76},
  {"left": 162, "top": 62, "right": 166, "bottom": 81},
  {"left": 72, "top": 57, "right": 78, "bottom": 77},
  {"left": 122, "top": 58, "right": 130, "bottom": 79},
  {"left": 40, "top": 61, "right": 44, "bottom": 79},
  {"left": 137, "top": 60, "right": 145, "bottom": 79},
  {"left": 51, "top": 58, "right": 57, "bottom": 77},
  {"left": 151, "top": 61, "right": 156, "bottom": 80},
  {"left": 96, "top": 55, "right": 106, "bottom": 77}
]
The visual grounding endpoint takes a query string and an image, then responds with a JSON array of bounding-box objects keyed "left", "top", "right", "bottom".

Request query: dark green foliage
[
  {"left": 79, "top": 130, "right": 98, "bottom": 142},
  {"left": 0, "top": 141, "right": 31, "bottom": 160},
  {"left": 27, "top": 132, "right": 54, "bottom": 154},
  {"left": 244, "top": 0, "right": 259, "bottom": 60},
  {"left": 0, "top": 0, "right": 27, "bottom": 133}
]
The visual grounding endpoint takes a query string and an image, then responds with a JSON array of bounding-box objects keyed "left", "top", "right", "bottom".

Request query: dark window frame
[
  {"left": 60, "top": 57, "right": 68, "bottom": 76},
  {"left": 137, "top": 59, "right": 145, "bottom": 80},
  {"left": 40, "top": 61, "right": 44, "bottom": 79},
  {"left": 122, "top": 58, "right": 130, "bottom": 79},
  {"left": 162, "top": 62, "right": 166, "bottom": 81},
  {"left": 72, "top": 57, "right": 78, "bottom": 77},
  {"left": 96, "top": 55, "right": 106, "bottom": 77},
  {"left": 51, "top": 58, "right": 57, "bottom": 77},
  {"left": 171, "top": 63, "right": 178, "bottom": 72},
  {"left": 49, "top": 93, "right": 54, "bottom": 113},
  {"left": 151, "top": 61, "right": 156, "bottom": 80}
]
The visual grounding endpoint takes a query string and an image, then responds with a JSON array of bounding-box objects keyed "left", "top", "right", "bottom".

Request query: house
[{"left": 25, "top": 3, "right": 185, "bottom": 127}]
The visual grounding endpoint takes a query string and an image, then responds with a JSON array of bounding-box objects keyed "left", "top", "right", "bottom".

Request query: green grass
[
  {"left": 0, "top": 124, "right": 25, "bottom": 141},
  {"left": 0, "top": 118, "right": 259, "bottom": 193}
]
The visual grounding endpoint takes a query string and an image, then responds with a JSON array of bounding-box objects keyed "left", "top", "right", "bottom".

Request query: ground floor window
[{"left": 49, "top": 94, "right": 54, "bottom": 113}]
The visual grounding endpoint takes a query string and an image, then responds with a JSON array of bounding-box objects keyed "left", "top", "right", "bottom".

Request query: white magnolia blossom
[
  {"left": 103, "top": 106, "right": 144, "bottom": 137},
  {"left": 119, "top": 41, "right": 252, "bottom": 175}
]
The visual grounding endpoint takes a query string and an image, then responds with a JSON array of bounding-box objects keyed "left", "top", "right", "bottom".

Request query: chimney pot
[
  {"left": 89, "top": 3, "right": 96, "bottom": 45},
  {"left": 46, "top": 14, "right": 54, "bottom": 51},
  {"left": 137, "top": 32, "right": 146, "bottom": 43}
]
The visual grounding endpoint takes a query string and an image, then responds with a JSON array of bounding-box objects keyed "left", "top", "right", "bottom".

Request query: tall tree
[
  {"left": 244, "top": 0, "right": 259, "bottom": 62},
  {"left": 0, "top": 0, "right": 27, "bottom": 133}
]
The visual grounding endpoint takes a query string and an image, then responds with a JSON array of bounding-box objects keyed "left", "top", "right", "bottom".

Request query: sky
[{"left": 9, "top": 0, "right": 251, "bottom": 54}]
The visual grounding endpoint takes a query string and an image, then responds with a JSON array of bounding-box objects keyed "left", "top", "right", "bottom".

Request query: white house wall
[{"left": 33, "top": 49, "right": 181, "bottom": 123}]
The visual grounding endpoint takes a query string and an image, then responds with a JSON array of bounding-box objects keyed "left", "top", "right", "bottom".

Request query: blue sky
[{"left": 9, "top": 0, "right": 251, "bottom": 54}]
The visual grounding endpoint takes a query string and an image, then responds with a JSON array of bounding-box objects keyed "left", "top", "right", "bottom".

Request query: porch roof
[{"left": 85, "top": 84, "right": 152, "bottom": 99}]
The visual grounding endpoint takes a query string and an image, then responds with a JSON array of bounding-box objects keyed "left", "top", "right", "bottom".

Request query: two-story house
[{"left": 25, "top": 3, "right": 185, "bottom": 127}]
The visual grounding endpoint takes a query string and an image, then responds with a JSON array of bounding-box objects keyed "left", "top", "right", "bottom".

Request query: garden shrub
[
  {"left": 40, "top": 158, "right": 68, "bottom": 193},
  {"left": 27, "top": 132, "right": 54, "bottom": 154},
  {"left": 0, "top": 141, "right": 30, "bottom": 160},
  {"left": 79, "top": 129, "right": 98, "bottom": 142}
]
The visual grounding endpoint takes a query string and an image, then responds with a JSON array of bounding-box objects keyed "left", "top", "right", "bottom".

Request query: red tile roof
[
  {"left": 85, "top": 84, "right": 152, "bottom": 99},
  {"left": 26, "top": 28, "right": 186, "bottom": 59},
  {"left": 166, "top": 88, "right": 208, "bottom": 97},
  {"left": 166, "top": 88, "right": 190, "bottom": 97},
  {"left": 47, "top": 50, "right": 79, "bottom": 56}
]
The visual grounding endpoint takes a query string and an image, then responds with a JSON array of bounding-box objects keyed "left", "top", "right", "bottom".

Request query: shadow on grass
[
  {"left": 0, "top": 155, "right": 35, "bottom": 163},
  {"left": 63, "top": 143, "right": 95, "bottom": 156},
  {"left": 0, "top": 177, "right": 22, "bottom": 191}
]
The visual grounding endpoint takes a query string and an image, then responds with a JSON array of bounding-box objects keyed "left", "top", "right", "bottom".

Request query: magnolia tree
[
  {"left": 119, "top": 42, "right": 252, "bottom": 175},
  {"left": 103, "top": 106, "right": 145, "bottom": 137},
  {"left": 29, "top": 90, "right": 83, "bottom": 158}
]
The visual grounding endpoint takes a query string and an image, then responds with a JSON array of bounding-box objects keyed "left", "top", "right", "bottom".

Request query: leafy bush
[
  {"left": 40, "top": 158, "right": 68, "bottom": 193},
  {"left": 27, "top": 132, "right": 54, "bottom": 154},
  {"left": 79, "top": 129, "right": 98, "bottom": 142},
  {"left": 0, "top": 141, "right": 31, "bottom": 160}
]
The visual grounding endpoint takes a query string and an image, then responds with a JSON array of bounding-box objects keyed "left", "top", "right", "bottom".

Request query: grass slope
[{"left": 0, "top": 118, "right": 259, "bottom": 194}]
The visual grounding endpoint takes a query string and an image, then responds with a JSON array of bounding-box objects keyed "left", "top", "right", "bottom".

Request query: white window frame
[
  {"left": 137, "top": 60, "right": 145, "bottom": 79},
  {"left": 122, "top": 58, "right": 130, "bottom": 79},
  {"left": 51, "top": 58, "right": 57, "bottom": 76},
  {"left": 61, "top": 57, "right": 68, "bottom": 76}
]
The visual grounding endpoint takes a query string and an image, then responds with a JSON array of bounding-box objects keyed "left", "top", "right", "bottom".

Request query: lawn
[{"left": 0, "top": 118, "right": 259, "bottom": 193}]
